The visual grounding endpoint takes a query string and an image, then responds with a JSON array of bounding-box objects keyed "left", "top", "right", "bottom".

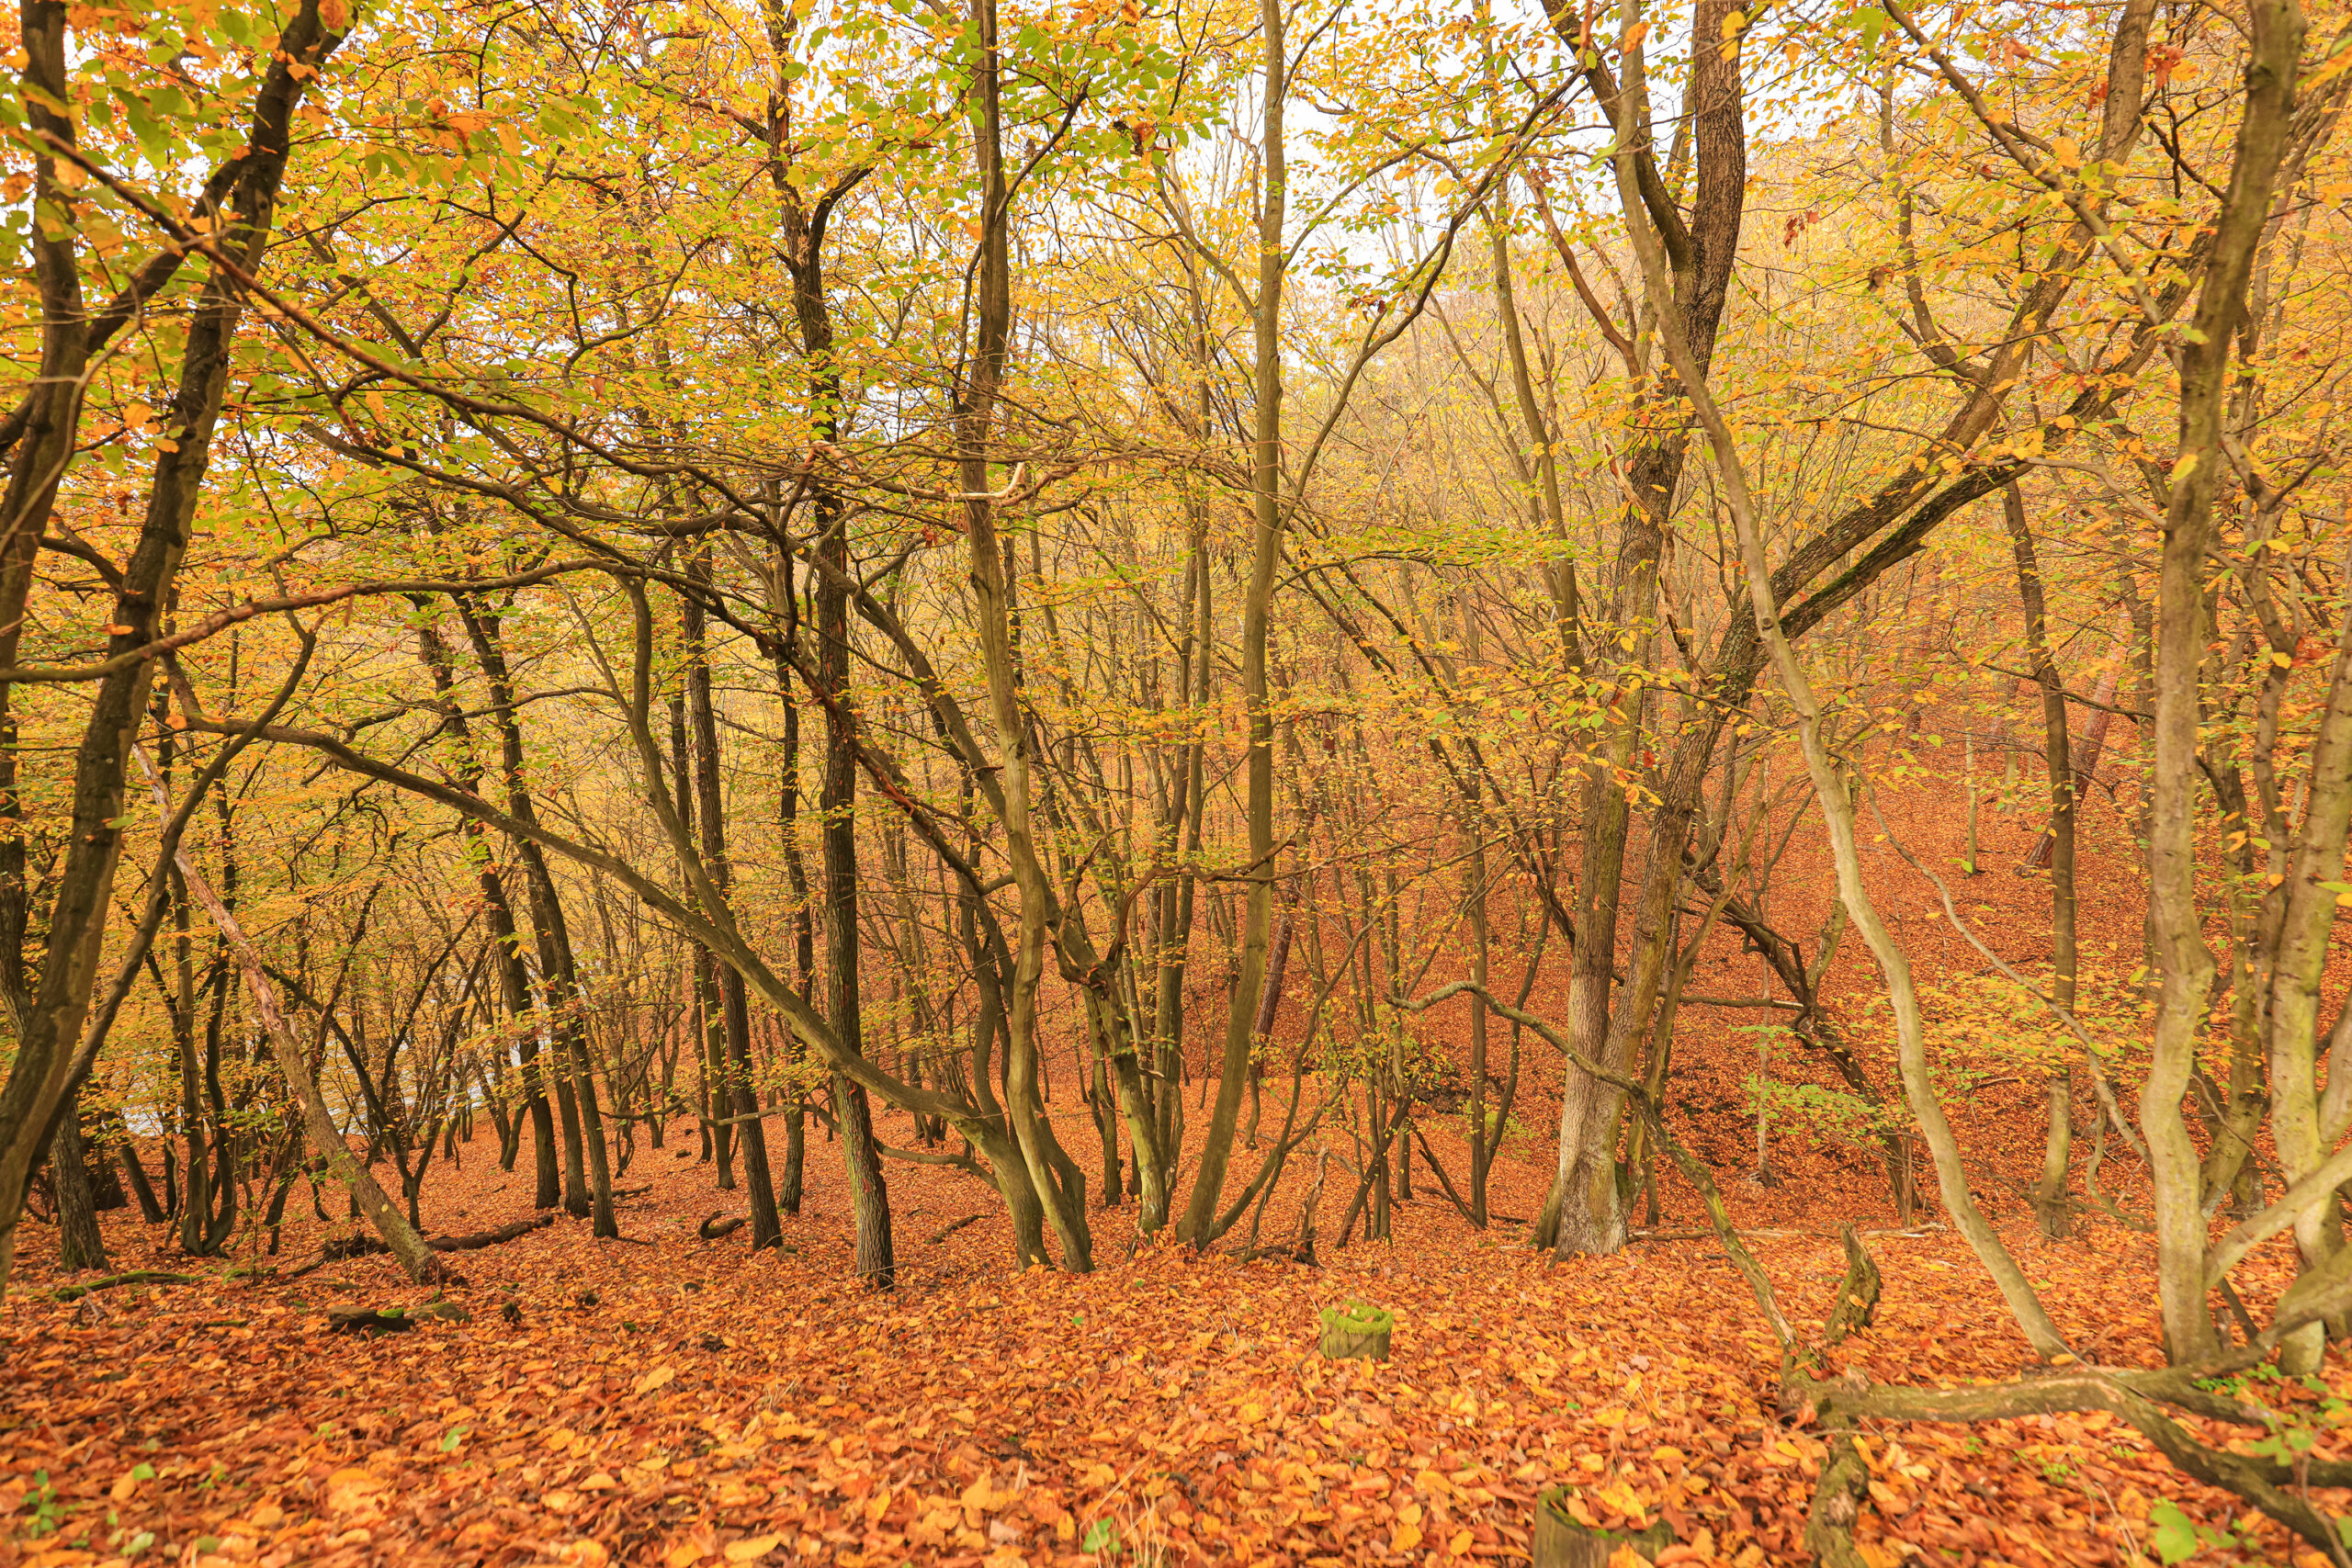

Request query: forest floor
[{"left": 5, "top": 801, "right": 2346, "bottom": 1568}]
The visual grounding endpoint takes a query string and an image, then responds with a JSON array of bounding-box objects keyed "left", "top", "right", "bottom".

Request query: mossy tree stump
[
  {"left": 1532, "top": 1487, "right": 1673, "bottom": 1567},
  {"left": 1317, "top": 1299, "right": 1393, "bottom": 1360}
]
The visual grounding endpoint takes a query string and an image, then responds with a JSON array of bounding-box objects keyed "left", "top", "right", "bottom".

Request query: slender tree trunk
[
  {"left": 2004, "top": 483, "right": 2075, "bottom": 1239},
  {"left": 1181, "top": 0, "right": 1288, "bottom": 1246},
  {"left": 454, "top": 597, "right": 614, "bottom": 1236},
  {"left": 415, "top": 614, "right": 560, "bottom": 1208},
  {"left": 685, "top": 556, "right": 781, "bottom": 1247},
  {"left": 137, "top": 750, "right": 446, "bottom": 1283},
  {"left": 947, "top": 0, "right": 1096, "bottom": 1269},
  {"left": 775, "top": 582, "right": 814, "bottom": 1214},
  {"left": 817, "top": 505, "right": 892, "bottom": 1287}
]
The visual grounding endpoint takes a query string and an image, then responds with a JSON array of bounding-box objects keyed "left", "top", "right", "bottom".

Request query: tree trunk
[
  {"left": 1181, "top": 0, "right": 1288, "bottom": 1247},
  {"left": 2143, "top": 0, "right": 2301, "bottom": 1367},
  {"left": 453, "top": 595, "right": 615, "bottom": 1236},
  {"left": 686, "top": 558, "right": 780, "bottom": 1246},
  {"left": 2003, "top": 482, "right": 2075, "bottom": 1239},
  {"left": 0, "top": 3, "right": 344, "bottom": 1289},
  {"left": 51, "top": 1097, "right": 107, "bottom": 1273}
]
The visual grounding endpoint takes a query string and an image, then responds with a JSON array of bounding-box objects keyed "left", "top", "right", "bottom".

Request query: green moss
[{"left": 1319, "top": 1299, "right": 1394, "bottom": 1336}]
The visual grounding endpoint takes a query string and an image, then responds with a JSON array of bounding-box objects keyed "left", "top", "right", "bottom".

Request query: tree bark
[
  {"left": 685, "top": 555, "right": 780, "bottom": 1247},
  {"left": 2003, "top": 482, "right": 2076, "bottom": 1239},
  {"left": 2144, "top": 0, "right": 2305, "bottom": 1367},
  {"left": 1180, "top": 0, "right": 1289, "bottom": 1247},
  {"left": 0, "top": 1, "right": 343, "bottom": 1288}
]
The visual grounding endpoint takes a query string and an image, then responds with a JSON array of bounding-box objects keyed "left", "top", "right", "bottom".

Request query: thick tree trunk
[
  {"left": 1532, "top": 0, "right": 1747, "bottom": 1260},
  {"left": 51, "top": 1098, "right": 107, "bottom": 1273}
]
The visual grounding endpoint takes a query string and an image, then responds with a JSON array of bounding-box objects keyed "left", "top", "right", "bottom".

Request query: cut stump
[
  {"left": 1317, "top": 1299, "right": 1393, "bottom": 1361},
  {"left": 1532, "top": 1487, "right": 1673, "bottom": 1566}
]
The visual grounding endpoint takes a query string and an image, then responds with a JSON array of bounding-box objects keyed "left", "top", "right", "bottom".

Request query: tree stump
[
  {"left": 1317, "top": 1300, "right": 1393, "bottom": 1361},
  {"left": 1532, "top": 1487, "right": 1674, "bottom": 1567}
]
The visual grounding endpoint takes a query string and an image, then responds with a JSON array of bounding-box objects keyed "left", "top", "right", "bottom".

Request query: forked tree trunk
[
  {"left": 2143, "top": 0, "right": 2303, "bottom": 1367},
  {"left": 1604, "top": 33, "right": 2074, "bottom": 1357}
]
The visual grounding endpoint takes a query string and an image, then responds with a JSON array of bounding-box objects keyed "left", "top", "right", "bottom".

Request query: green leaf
[{"left": 2148, "top": 1501, "right": 2199, "bottom": 1564}]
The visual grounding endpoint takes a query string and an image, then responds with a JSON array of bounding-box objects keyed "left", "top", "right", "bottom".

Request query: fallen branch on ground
[{"left": 50, "top": 1270, "right": 197, "bottom": 1302}]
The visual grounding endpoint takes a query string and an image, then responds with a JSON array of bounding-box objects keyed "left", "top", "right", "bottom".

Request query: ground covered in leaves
[
  {"left": 0, "top": 1119, "right": 2335, "bottom": 1568},
  {"left": 6, "top": 805, "right": 2346, "bottom": 1567}
]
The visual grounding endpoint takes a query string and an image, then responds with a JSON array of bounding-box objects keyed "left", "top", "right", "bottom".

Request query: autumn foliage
[{"left": 7, "top": 0, "right": 2352, "bottom": 1563}]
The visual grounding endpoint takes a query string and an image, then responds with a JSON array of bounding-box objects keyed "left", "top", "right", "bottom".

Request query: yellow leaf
[
  {"left": 1393, "top": 1523, "right": 1424, "bottom": 1552},
  {"left": 1448, "top": 1529, "right": 1475, "bottom": 1556},
  {"left": 2052, "top": 136, "right": 2082, "bottom": 169},
  {"left": 634, "top": 1366, "right": 677, "bottom": 1395},
  {"left": 2272, "top": 651, "right": 2295, "bottom": 669},
  {"left": 724, "top": 1537, "right": 781, "bottom": 1563},
  {"left": 1597, "top": 1480, "right": 1648, "bottom": 1522}
]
